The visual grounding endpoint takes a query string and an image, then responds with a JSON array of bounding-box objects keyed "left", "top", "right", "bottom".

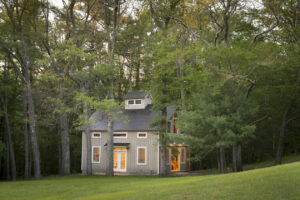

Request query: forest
[{"left": 0, "top": 0, "right": 299, "bottom": 181}]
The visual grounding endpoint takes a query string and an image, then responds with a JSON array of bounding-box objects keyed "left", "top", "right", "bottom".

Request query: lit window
[
  {"left": 137, "top": 147, "right": 147, "bottom": 165},
  {"left": 113, "top": 132, "right": 127, "bottom": 138},
  {"left": 137, "top": 132, "right": 147, "bottom": 138},
  {"left": 128, "top": 100, "right": 134, "bottom": 104},
  {"left": 92, "top": 146, "right": 100, "bottom": 163},
  {"left": 135, "top": 99, "right": 142, "bottom": 104},
  {"left": 180, "top": 148, "right": 185, "bottom": 163},
  {"left": 92, "top": 132, "right": 101, "bottom": 138}
]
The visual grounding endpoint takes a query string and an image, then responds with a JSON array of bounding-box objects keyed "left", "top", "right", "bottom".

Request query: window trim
[
  {"left": 135, "top": 99, "right": 142, "bottom": 104},
  {"left": 137, "top": 146, "right": 147, "bottom": 165},
  {"left": 92, "top": 132, "right": 101, "bottom": 138},
  {"left": 113, "top": 132, "right": 128, "bottom": 138},
  {"left": 92, "top": 146, "right": 101, "bottom": 164},
  {"left": 180, "top": 148, "right": 186, "bottom": 164},
  {"left": 128, "top": 100, "right": 135, "bottom": 105},
  {"left": 137, "top": 132, "right": 147, "bottom": 139}
]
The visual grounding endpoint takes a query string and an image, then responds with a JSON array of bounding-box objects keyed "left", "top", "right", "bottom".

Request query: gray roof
[
  {"left": 87, "top": 105, "right": 176, "bottom": 131},
  {"left": 123, "top": 92, "right": 149, "bottom": 99}
]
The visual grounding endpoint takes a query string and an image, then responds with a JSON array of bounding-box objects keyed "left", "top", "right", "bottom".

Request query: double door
[{"left": 113, "top": 148, "right": 127, "bottom": 172}]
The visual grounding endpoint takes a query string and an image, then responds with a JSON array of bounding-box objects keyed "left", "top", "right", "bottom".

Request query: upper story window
[
  {"left": 127, "top": 99, "right": 142, "bottom": 105},
  {"left": 135, "top": 99, "right": 142, "bottom": 104},
  {"left": 137, "top": 132, "right": 147, "bottom": 138},
  {"left": 92, "top": 132, "right": 101, "bottom": 138},
  {"left": 113, "top": 132, "right": 127, "bottom": 138}
]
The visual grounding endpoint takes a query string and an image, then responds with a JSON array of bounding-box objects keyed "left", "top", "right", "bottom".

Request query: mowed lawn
[{"left": 0, "top": 162, "right": 300, "bottom": 200}]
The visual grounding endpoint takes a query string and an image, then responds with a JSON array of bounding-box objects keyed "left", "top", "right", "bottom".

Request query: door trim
[{"left": 113, "top": 149, "right": 127, "bottom": 172}]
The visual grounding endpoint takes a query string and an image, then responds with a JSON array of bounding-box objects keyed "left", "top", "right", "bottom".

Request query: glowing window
[
  {"left": 137, "top": 147, "right": 147, "bottom": 165},
  {"left": 113, "top": 132, "right": 127, "bottom": 138},
  {"left": 137, "top": 132, "right": 147, "bottom": 138}
]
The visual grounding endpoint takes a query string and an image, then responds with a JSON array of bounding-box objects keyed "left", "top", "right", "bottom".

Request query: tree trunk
[
  {"left": 276, "top": 105, "right": 291, "bottom": 165},
  {"left": 57, "top": 123, "right": 63, "bottom": 175},
  {"left": 23, "top": 90, "right": 30, "bottom": 179},
  {"left": 18, "top": 10, "right": 41, "bottom": 179},
  {"left": 218, "top": 147, "right": 226, "bottom": 174},
  {"left": 2, "top": 94, "right": 16, "bottom": 181},
  {"left": 5, "top": 139, "right": 10, "bottom": 180},
  {"left": 59, "top": 79, "right": 70, "bottom": 175},
  {"left": 26, "top": 83, "right": 41, "bottom": 179},
  {"left": 159, "top": 107, "right": 168, "bottom": 176},
  {"left": 232, "top": 144, "right": 237, "bottom": 172},
  {"left": 106, "top": 115, "right": 114, "bottom": 176},
  {"left": 83, "top": 99, "right": 92, "bottom": 175},
  {"left": 232, "top": 143, "right": 243, "bottom": 172},
  {"left": 236, "top": 143, "right": 242, "bottom": 171}
]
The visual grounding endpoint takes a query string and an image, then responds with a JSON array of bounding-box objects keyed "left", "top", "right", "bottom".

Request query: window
[
  {"left": 113, "top": 132, "right": 127, "bottom": 138},
  {"left": 135, "top": 99, "right": 142, "bottom": 104},
  {"left": 92, "top": 132, "right": 101, "bottom": 138},
  {"left": 127, "top": 99, "right": 142, "bottom": 105},
  {"left": 92, "top": 146, "right": 101, "bottom": 163},
  {"left": 180, "top": 148, "right": 185, "bottom": 163},
  {"left": 137, "top": 132, "right": 147, "bottom": 138},
  {"left": 137, "top": 147, "right": 147, "bottom": 165},
  {"left": 173, "top": 119, "right": 177, "bottom": 134}
]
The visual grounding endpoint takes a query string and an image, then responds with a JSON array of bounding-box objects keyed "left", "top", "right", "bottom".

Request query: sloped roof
[
  {"left": 87, "top": 105, "right": 176, "bottom": 131},
  {"left": 123, "top": 92, "right": 150, "bottom": 99}
]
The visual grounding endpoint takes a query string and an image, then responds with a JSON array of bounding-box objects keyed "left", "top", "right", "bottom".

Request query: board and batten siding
[{"left": 81, "top": 131, "right": 159, "bottom": 175}]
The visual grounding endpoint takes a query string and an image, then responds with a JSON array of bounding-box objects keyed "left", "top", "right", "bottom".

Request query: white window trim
[
  {"left": 135, "top": 99, "right": 142, "bottom": 104},
  {"left": 128, "top": 100, "right": 135, "bottom": 105},
  {"left": 127, "top": 99, "right": 143, "bottom": 105},
  {"left": 92, "top": 146, "right": 101, "bottom": 164},
  {"left": 137, "top": 146, "right": 147, "bottom": 165},
  {"left": 180, "top": 148, "right": 186, "bottom": 164},
  {"left": 92, "top": 132, "right": 101, "bottom": 138},
  {"left": 137, "top": 132, "right": 147, "bottom": 139},
  {"left": 113, "top": 132, "right": 128, "bottom": 138}
]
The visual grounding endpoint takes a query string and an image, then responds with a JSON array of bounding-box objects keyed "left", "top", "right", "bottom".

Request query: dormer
[{"left": 124, "top": 92, "right": 152, "bottom": 110}]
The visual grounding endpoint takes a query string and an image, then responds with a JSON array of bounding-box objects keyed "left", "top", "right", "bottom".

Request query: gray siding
[{"left": 82, "top": 131, "right": 159, "bottom": 175}]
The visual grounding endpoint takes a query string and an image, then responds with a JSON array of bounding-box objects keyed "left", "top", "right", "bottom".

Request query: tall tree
[{"left": 0, "top": 0, "right": 42, "bottom": 179}]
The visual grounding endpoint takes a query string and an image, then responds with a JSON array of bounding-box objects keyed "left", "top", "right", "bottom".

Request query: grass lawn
[{"left": 0, "top": 162, "right": 300, "bottom": 200}]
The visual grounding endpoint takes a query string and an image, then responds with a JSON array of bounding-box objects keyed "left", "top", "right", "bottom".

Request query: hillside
[{"left": 0, "top": 162, "right": 299, "bottom": 200}]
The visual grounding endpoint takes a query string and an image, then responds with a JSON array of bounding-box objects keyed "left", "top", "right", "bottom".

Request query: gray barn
[{"left": 81, "top": 92, "right": 190, "bottom": 175}]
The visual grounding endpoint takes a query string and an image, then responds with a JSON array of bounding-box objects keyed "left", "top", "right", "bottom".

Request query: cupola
[{"left": 124, "top": 92, "right": 152, "bottom": 110}]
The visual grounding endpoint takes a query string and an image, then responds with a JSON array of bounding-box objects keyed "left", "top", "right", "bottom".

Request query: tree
[{"left": 0, "top": 0, "right": 43, "bottom": 180}]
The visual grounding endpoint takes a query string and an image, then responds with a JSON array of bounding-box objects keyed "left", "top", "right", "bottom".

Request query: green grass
[{"left": 1, "top": 161, "right": 300, "bottom": 200}]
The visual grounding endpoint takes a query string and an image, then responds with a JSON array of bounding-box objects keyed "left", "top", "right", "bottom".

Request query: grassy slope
[{"left": 0, "top": 162, "right": 300, "bottom": 200}]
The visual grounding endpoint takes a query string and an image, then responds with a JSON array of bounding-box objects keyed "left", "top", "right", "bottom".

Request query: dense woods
[{"left": 0, "top": 0, "right": 299, "bottom": 180}]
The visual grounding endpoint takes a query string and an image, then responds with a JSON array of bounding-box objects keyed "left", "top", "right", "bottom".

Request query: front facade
[{"left": 81, "top": 92, "right": 190, "bottom": 175}]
